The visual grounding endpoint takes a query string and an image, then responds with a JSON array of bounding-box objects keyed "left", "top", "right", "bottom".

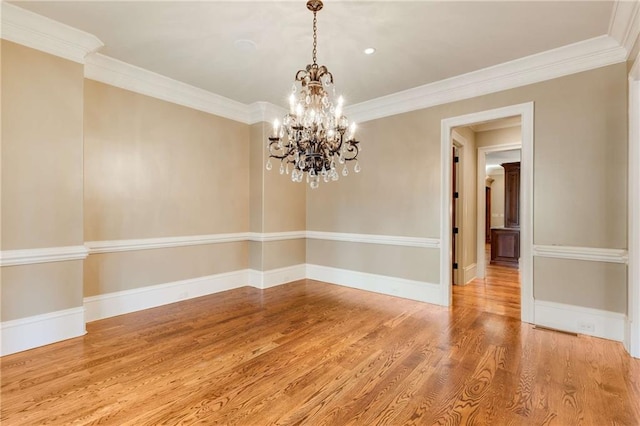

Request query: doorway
[{"left": 440, "top": 102, "right": 534, "bottom": 324}]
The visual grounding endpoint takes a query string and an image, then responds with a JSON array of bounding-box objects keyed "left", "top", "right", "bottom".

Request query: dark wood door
[
  {"left": 502, "top": 162, "right": 520, "bottom": 228},
  {"left": 485, "top": 186, "right": 491, "bottom": 243},
  {"left": 452, "top": 147, "right": 459, "bottom": 284}
]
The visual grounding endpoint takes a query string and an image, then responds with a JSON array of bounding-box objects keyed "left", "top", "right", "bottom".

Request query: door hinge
[
  {"left": 454, "top": 156, "right": 460, "bottom": 163},
  {"left": 453, "top": 227, "right": 459, "bottom": 234},
  {"left": 453, "top": 262, "right": 458, "bottom": 270},
  {"left": 454, "top": 192, "right": 459, "bottom": 199}
]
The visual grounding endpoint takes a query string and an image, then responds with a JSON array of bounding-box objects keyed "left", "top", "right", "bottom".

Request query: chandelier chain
[{"left": 312, "top": 11, "right": 318, "bottom": 65}]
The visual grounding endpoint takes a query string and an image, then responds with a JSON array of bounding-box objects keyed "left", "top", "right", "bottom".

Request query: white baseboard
[
  {"left": 463, "top": 263, "right": 477, "bottom": 285},
  {"left": 1, "top": 307, "right": 86, "bottom": 356},
  {"left": 84, "top": 270, "right": 249, "bottom": 322},
  {"left": 249, "top": 264, "right": 306, "bottom": 289},
  {"left": 85, "top": 265, "right": 308, "bottom": 323},
  {"left": 534, "top": 300, "right": 625, "bottom": 341},
  {"left": 306, "top": 264, "right": 441, "bottom": 305}
]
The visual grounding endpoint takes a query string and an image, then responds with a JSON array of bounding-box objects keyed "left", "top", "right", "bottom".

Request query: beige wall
[
  {"left": 1, "top": 41, "right": 85, "bottom": 321},
  {"left": 1, "top": 41, "right": 84, "bottom": 249},
  {"left": 535, "top": 257, "right": 626, "bottom": 312},
  {"left": 0, "top": 38, "right": 630, "bottom": 324},
  {"left": 476, "top": 126, "right": 521, "bottom": 148},
  {"left": 84, "top": 243, "right": 247, "bottom": 297},
  {"left": 249, "top": 121, "right": 306, "bottom": 271},
  {"left": 82, "top": 80, "right": 250, "bottom": 297},
  {"left": 489, "top": 173, "right": 505, "bottom": 228},
  {"left": 307, "top": 63, "right": 628, "bottom": 312},
  {"left": 84, "top": 80, "right": 249, "bottom": 241}
]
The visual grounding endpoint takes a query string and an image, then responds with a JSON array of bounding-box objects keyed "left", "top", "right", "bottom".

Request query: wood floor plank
[{"left": 2, "top": 274, "right": 639, "bottom": 425}]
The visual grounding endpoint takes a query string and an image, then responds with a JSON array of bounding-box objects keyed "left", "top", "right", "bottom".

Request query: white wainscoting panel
[
  {"left": 306, "top": 264, "right": 441, "bottom": 305},
  {"left": 1, "top": 307, "right": 86, "bottom": 356},
  {"left": 533, "top": 245, "right": 628, "bottom": 264},
  {"left": 84, "top": 270, "right": 249, "bottom": 322},
  {"left": 535, "top": 300, "right": 626, "bottom": 342}
]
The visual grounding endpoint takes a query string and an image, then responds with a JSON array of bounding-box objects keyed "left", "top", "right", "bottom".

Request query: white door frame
[
  {"left": 476, "top": 142, "right": 522, "bottom": 280},
  {"left": 627, "top": 51, "right": 640, "bottom": 358},
  {"left": 440, "top": 102, "right": 534, "bottom": 324}
]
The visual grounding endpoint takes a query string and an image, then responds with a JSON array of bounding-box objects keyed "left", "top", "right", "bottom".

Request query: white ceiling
[{"left": 10, "top": 1, "right": 615, "bottom": 107}]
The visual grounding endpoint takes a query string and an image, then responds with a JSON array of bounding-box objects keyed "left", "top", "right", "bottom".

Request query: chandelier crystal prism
[{"left": 266, "top": 0, "right": 360, "bottom": 189}]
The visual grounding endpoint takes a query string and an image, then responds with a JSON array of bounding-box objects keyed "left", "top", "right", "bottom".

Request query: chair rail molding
[
  {"left": 533, "top": 245, "right": 629, "bottom": 264},
  {"left": 0, "top": 245, "right": 89, "bottom": 267},
  {"left": 306, "top": 231, "right": 439, "bottom": 249}
]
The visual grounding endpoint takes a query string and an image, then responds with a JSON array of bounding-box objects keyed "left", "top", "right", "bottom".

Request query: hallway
[{"left": 453, "top": 246, "right": 520, "bottom": 319}]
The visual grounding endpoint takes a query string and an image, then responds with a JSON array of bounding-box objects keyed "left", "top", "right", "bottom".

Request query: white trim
[
  {"left": 628, "top": 52, "right": 640, "bottom": 358},
  {"left": 84, "top": 270, "right": 249, "bottom": 322},
  {"left": 248, "top": 231, "right": 306, "bottom": 243},
  {"left": 1, "top": 307, "right": 86, "bottom": 356},
  {"left": 85, "top": 233, "right": 249, "bottom": 254},
  {"left": 84, "top": 266, "right": 306, "bottom": 322},
  {"left": 441, "top": 103, "right": 534, "bottom": 323},
  {"left": 85, "top": 53, "right": 252, "bottom": 124},
  {"left": 306, "top": 264, "right": 441, "bottom": 305},
  {"left": 0, "top": 2, "right": 103, "bottom": 64},
  {"left": 476, "top": 143, "right": 523, "bottom": 279},
  {"left": 533, "top": 245, "right": 628, "bottom": 264},
  {"left": 248, "top": 102, "right": 288, "bottom": 125},
  {"left": 1, "top": 4, "right": 631, "bottom": 126},
  {"left": 249, "top": 264, "right": 306, "bottom": 289},
  {"left": 0, "top": 245, "right": 89, "bottom": 267},
  {"left": 463, "top": 263, "right": 477, "bottom": 285},
  {"left": 535, "top": 300, "right": 625, "bottom": 342},
  {"left": 87, "top": 231, "right": 436, "bottom": 256},
  {"left": 306, "top": 231, "right": 439, "bottom": 249},
  {"left": 346, "top": 36, "right": 625, "bottom": 124},
  {"left": 608, "top": 0, "right": 640, "bottom": 57}
]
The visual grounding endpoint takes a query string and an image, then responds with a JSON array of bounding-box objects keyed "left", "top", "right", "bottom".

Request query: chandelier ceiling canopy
[{"left": 266, "top": 0, "right": 361, "bottom": 189}]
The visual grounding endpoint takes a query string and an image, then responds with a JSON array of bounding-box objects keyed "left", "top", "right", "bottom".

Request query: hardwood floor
[
  {"left": 453, "top": 245, "right": 521, "bottom": 319},
  {"left": 2, "top": 279, "right": 640, "bottom": 425}
]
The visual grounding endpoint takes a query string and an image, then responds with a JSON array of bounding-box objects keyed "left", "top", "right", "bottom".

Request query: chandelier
[{"left": 266, "top": 0, "right": 361, "bottom": 189}]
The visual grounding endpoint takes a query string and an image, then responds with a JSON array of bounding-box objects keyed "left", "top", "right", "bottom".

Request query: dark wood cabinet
[
  {"left": 490, "top": 228, "right": 520, "bottom": 267},
  {"left": 502, "top": 162, "right": 520, "bottom": 228},
  {"left": 490, "top": 161, "right": 520, "bottom": 267}
]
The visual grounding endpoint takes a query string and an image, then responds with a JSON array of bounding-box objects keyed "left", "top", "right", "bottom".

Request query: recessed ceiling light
[
  {"left": 234, "top": 39, "right": 258, "bottom": 52},
  {"left": 363, "top": 47, "right": 376, "bottom": 55}
]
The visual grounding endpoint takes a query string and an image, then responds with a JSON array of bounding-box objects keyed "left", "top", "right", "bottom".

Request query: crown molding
[
  {"left": 85, "top": 53, "right": 252, "bottom": 124},
  {"left": 3, "top": 3, "right": 631, "bottom": 125},
  {"left": 346, "top": 35, "right": 626, "bottom": 123},
  {"left": 248, "top": 102, "right": 288, "bottom": 125},
  {"left": 609, "top": 0, "right": 640, "bottom": 57},
  {"left": 0, "top": 2, "right": 103, "bottom": 64}
]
